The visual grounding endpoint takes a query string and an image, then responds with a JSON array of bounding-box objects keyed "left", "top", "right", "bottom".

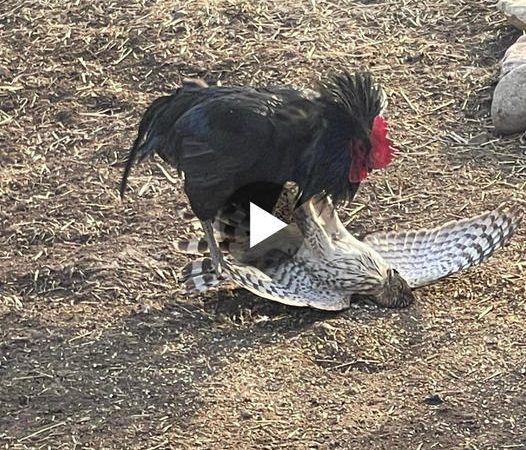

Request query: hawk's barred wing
[
  {"left": 363, "top": 203, "right": 522, "bottom": 288},
  {"left": 180, "top": 256, "right": 350, "bottom": 311},
  {"left": 226, "top": 259, "right": 350, "bottom": 310}
]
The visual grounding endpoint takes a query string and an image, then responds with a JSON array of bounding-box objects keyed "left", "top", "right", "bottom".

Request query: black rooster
[{"left": 120, "top": 72, "right": 394, "bottom": 273}]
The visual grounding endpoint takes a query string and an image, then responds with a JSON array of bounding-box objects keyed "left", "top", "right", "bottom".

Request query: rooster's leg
[{"left": 201, "top": 219, "right": 224, "bottom": 276}]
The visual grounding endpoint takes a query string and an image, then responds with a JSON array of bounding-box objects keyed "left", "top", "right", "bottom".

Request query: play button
[{"left": 249, "top": 202, "right": 288, "bottom": 248}]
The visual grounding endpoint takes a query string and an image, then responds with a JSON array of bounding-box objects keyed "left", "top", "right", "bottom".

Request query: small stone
[
  {"left": 501, "top": 35, "right": 526, "bottom": 78},
  {"left": 424, "top": 394, "right": 444, "bottom": 406},
  {"left": 240, "top": 409, "right": 253, "bottom": 420},
  {"left": 491, "top": 64, "right": 526, "bottom": 135},
  {"left": 497, "top": 0, "right": 526, "bottom": 30}
]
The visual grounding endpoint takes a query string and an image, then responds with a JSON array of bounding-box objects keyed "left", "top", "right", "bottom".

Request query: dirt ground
[{"left": 1, "top": 0, "right": 526, "bottom": 448}]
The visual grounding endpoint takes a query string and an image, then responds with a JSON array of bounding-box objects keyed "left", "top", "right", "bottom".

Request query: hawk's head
[{"left": 374, "top": 269, "right": 415, "bottom": 308}]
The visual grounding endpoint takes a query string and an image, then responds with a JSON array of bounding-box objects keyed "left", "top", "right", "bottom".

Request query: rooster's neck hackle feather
[
  {"left": 300, "top": 71, "right": 386, "bottom": 204},
  {"left": 318, "top": 71, "right": 384, "bottom": 129}
]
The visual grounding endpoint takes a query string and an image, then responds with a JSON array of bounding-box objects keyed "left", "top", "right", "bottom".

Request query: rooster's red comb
[{"left": 369, "top": 115, "right": 394, "bottom": 169}]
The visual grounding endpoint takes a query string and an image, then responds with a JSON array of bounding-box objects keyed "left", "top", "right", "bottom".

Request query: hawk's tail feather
[
  {"left": 175, "top": 237, "right": 249, "bottom": 256},
  {"left": 363, "top": 203, "right": 522, "bottom": 288},
  {"left": 176, "top": 203, "right": 250, "bottom": 245},
  {"left": 176, "top": 238, "right": 213, "bottom": 255},
  {"left": 179, "top": 257, "right": 226, "bottom": 292},
  {"left": 184, "top": 274, "right": 224, "bottom": 292}
]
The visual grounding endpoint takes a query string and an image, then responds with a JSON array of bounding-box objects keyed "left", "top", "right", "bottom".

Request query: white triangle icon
[{"left": 249, "top": 202, "right": 288, "bottom": 248}]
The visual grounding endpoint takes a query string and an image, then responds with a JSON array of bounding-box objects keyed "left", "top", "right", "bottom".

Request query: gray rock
[
  {"left": 492, "top": 64, "right": 526, "bottom": 134},
  {"left": 501, "top": 35, "right": 526, "bottom": 77},
  {"left": 497, "top": 0, "right": 526, "bottom": 30}
]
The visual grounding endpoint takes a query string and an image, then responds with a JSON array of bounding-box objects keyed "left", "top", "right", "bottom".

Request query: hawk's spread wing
[
  {"left": 363, "top": 203, "right": 522, "bottom": 288},
  {"left": 181, "top": 256, "right": 350, "bottom": 311}
]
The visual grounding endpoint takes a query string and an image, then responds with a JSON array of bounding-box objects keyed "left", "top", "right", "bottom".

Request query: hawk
[{"left": 177, "top": 197, "right": 521, "bottom": 310}]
